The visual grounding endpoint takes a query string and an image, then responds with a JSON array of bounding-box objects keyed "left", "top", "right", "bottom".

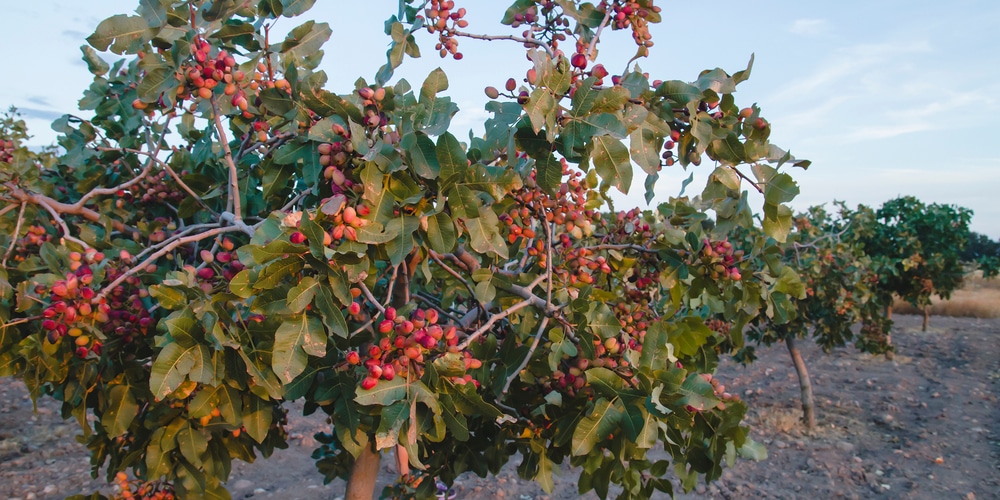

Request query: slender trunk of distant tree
[
  {"left": 922, "top": 305, "right": 930, "bottom": 331},
  {"left": 884, "top": 304, "right": 894, "bottom": 360},
  {"left": 786, "top": 336, "right": 816, "bottom": 430}
]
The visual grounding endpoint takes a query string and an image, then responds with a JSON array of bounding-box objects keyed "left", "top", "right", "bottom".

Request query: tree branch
[
  {"left": 358, "top": 281, "right": 386, "bottom": 315},
  {"left": 502, "top": 316, "right": 549, "bottom": 395},
  {"left": 5, "top": 185, "right": 137, "bottom": 236},
  {"left": 587, "top": 5, "right": 614, "bottom": 60},
  {"left": 449, "top": 30, "right": 554, "bottom": 59},
  {"left": 94, "top": 225, "right": 243, "bottom": 304},
  {"left": 210, "top": 96, "right": 242, "bottom": 221},
  {"left": 2, "top": 202, "right": 26, "bottom": 267}
]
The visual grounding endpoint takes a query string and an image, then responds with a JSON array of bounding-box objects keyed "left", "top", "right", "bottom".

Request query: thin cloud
[
  {"left": 17, "top": 107, "right": 64, "bottom": 121},
  {"left": 790, "top": 19, "right": 829, "bottom": 36}
]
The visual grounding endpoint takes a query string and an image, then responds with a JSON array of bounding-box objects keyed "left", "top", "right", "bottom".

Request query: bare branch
[
  {"left": 449, "top": 30, "right": 554, "bottom": 59},
  {"left": 210, "top": 96, "right": 242, "bottom": 221},
  {"left": 36, "top": 196, "right": 90, "bottom": 249},
  {"left": 5, "top": 185, "right": 137, "bottom": 236},
  {"left": 502, "top": 316, "right": 549, "bottom": 395},
  {"left": 457, "top": 297, "right": 536, "bottom": 350},
  {"left": 587, "top": 5, "right": 614, "bottom": 60},
  {"left": 2, "top": 202, "right": 27, "bottom": 267},
  {"left": 732, "top": 165, "right": 764, "bottom": 195},
  {"left": 358, "top": 281, "right": 386, "bottom": 315},
  {"left": 94, "top": 225, "right": 243, "bottom": 303}
]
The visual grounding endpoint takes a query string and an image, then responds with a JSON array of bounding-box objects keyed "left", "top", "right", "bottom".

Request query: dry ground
[{"left": 2, "top": 314, "right": 999, "bottom": 499}]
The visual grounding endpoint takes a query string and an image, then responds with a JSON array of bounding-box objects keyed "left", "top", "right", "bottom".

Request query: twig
[
  {"left": 348, "top": 318, "right": 375, "bottom": 337},
  {"left": 587, "top": 5, "right": 614, "bottom": 60},
  {"left": 133, "top": 223, "right": 220, "bottom": 261},
  {"left": 582, "top": 243, "right": 658, "bottom": 254},
  {"left": 36, "top": 197, "right": 90, "bottom": 249},
  {"left": 279, "top": 187, "right": 313, "bottom": 212},
  {"left": 502, "top": 316, "right": 549, "bottom": 395},
  {"left": 457, "top": 297, "right": 536, "bottom": 350},
  {"left": 449, "top": 30, "right": 555, "bottom": 59},
  {"left": 428, "top": 250, "right": 483, "bottom": 315},
  {"left": 103, "top": 147, "right": 217, "bottom": 217},
  {"left": 413, "top": 292, "right": 464, "bottom": 325},
  {"left": 0, "top": 203, "right": 18, "bottom": 218},
  {"left": 731, "top": 165, "right": 764, "bottom": 194},
  {"left": 94, "top": 225, "right": 243, "bottom": 303},
  {"left": 210, "top": 96, "right": 242, "bottom": 221},
  {"left": 358, "top": 281, "right": 386, "bottom": 314},
  {"left": 2, "top": 202, "right": 26, "bottom": 267}
]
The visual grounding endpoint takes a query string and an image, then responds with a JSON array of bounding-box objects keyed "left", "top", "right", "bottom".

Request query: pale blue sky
[{"left": 3, "top": 1, "right": 998, "bottom": 237}]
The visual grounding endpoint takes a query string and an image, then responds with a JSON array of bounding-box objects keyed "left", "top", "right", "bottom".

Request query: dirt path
[{"left": 2, "top": 314, "right": 998, "bottom": 499}]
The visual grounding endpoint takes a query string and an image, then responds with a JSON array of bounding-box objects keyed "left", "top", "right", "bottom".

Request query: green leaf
[
  {"left": 177, "top": 427, "right": 208, "bottom": 468},
  {"left": 424, "top": 212, "right": 456, "bottom": 253},
  {"left": 773, "top": 266, "right": 806, "bottom": 299},
  {"left": 355, "top": 377, "right": 408, "bottom": 406},
  {"left": 465, "top": 207, "right": 509, "bottom": 259},
  {"left": 588, "top": 302, "right": 620, "bottom": 339},
  {"left": 136, "top": 67, "right": 180, "bottom": 104},
  {"left": 525, "top": 88, "right": 557, "bottom": 134},
  {"left": 280, "top": 21, "right": 332, "bottom": 62},
  {"left": 571, "top": 399, "right": 623, "bottom": 456},
  {"left": 101, "top": 385, "right": 138, "bottom": 438},
  {"left": 669, "top": 317, "right": 713, "bottom": 357},
  {"left": 590, "top": 135, "right": 632, "bottom": 194},
  {"left": 79, "top": 46, "right": 109, "bottom": 76},
  {"left": 436, "top": 132, "right": 466, "bottom": 185},
  {"left": 313, "top": 285, "right": 349, "bottom": 338},
  {"left": 272, "top": 314, "right": 327, "bottom": 384},
  {"left": 254, "top": 257, "right": 303, "bottom": 290},
  {"left": 150, "top": 343, "right": 202, "bottom": 400},
  {"left": 243, "top": 396, "right": 273, "bottom": 444},
  {"left": 762, "top": 203, "right": 794, "bottom": 243},
  {"left": 286, "top": 276, "right": 319, "bottom": 313},
  {"left": 739, "top": 438, "right": 768, "bottom": 460},
  {"left": 656, "top": 80, "right": 701, "bottom": 106},
  {"left": 280, "top": 0, "right": 317, "bottom": 16},
  {"left": 678, "top": 373, "right": 720, "bottom": 411},
  {"left": 590, "top": 86, "right": 631, "bottom": 114},
  {"left": 229, "top": 270, "right": 252, "bottom": 298},
  {"left": 87, "top": 14, "right": 151, "bottom": 54},
  {"left": 408, "top": 133, "right": 440, "bottom": 179}
]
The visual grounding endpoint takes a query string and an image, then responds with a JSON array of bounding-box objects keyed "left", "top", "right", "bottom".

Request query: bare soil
[{"left": 2, "top": 314, "right": 999, "bottom": 499}]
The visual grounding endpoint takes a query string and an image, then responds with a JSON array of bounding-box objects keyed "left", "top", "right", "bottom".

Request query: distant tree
[
  {"left": 858, "top": 196, "right": 973, "bottom": 331},
  {"left": 959, "top": 232, "right": 1000, "bottom": 278}
]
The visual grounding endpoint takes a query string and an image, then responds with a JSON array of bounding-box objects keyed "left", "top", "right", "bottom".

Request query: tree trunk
[
  {"left": 922, "top": 305, "right": 930, "bottom": 331},
  {"left": 786, "top": 337, "right": 816, "bottom": 430},
  {"left": 345, "top": 444, "right": 381, "bottom": 500},
  {"left": 884, "top": 304, "right": 894, "bottom": 360}
]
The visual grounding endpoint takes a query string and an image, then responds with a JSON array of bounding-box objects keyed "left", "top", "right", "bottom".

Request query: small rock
[
  {"left": 836, "top": 441, "right": 855, "bottom": 452},
  {"left": 774, "top": 440, "right": 787, "bottom": 449},
  {"left": 253, "top": 488, "right": 268, "bottom": 494},
  {"left": 42, "top": 485, "right": 56, "bottom": 494},
  {"left": 233, "top": 479, "right": 254, "bottom": 490}
]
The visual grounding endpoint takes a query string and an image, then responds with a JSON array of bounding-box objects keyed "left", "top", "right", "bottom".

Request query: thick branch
[
  {"left": 6, "top": 185, "right": 136, "bottom": 236},
  {"left": 358, "top": 281, "right": 386, "bottom": 315},
  {"left": 457, "top": 297, "right": 536, "bottom": 350}
]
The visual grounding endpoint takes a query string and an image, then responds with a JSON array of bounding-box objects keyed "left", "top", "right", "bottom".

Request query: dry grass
[{"left": 893, "top": 272, "right": 1000, "bottom": 318}]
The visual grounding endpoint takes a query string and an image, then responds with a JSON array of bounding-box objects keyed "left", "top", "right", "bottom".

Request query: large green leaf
[
  {"left": 272, "top": 314, "right": 327, "bottom": 384},
  {"left": 590, "top": 135, "right": 632, "bottom": 194},
  {"left": 436, "top": 132, "right": 466, "bottom": 185},
  {"left": 80, "top": 46, "right": 109, "bottom": 76},
  {"left": 525, "top": 88, "right": 557, "bottom": 134},
  {"left": 286, "top": 276, "right": 319, "bottom": 313},
  {"left": 150, "top": 342, "right": 209, "bottom": 400},
  {"left": 87, "top": 14, "right": 151, "bottom": 54},
  {"left": 243, "top": 395, "right": 274, "bottom": 444},
  {"left": 355, "top": 377, "right": 408, "bottom": 406},
  {"left": 101, "top": 384, "right": 138, "bottom": 438},
  {"left": 465, "top": 207, "right": 509, "bottom": 259},
  {"left": 571, "top": 399, "right": 623, "bottom": 456},
  {"left": 280, "top": 21, "right": 332, "bottom": 62},
  {"left": 424, "top": 212, "right": 456, "bottom": 253}
]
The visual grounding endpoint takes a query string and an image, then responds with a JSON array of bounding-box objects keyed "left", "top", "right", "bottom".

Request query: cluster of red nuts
[
  {"left": 9, "top": 225, "right": 51, "bottom": 261},
  {"left": 600, "top": 0, "right": 660, "bottom": 49},
  {"left": 38, "top": 249, "right": 154, "bottom": 359},
  {"left": 698, "top": 238, "right": 743, "bottom": 281},
  {"left": 115, "top": 169, "right": 186, "bottom": 208},
  {"left": 348, "top": 306, "right": 478, "bottom": 390},
  {"left": 192, "top": 238, "right": 246, "bottom": 292},
  {"left": 696, "top": 372, "right": 740, "bottom": 411},
  {"left": 113, "top": 472, "right": 175, "bottom": 500},
  {"left": 0, "top": 139, "right": 15, "bottom": 163},
  {"left": 423, "top": 0, "right": 469, "bottom": 59}
]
